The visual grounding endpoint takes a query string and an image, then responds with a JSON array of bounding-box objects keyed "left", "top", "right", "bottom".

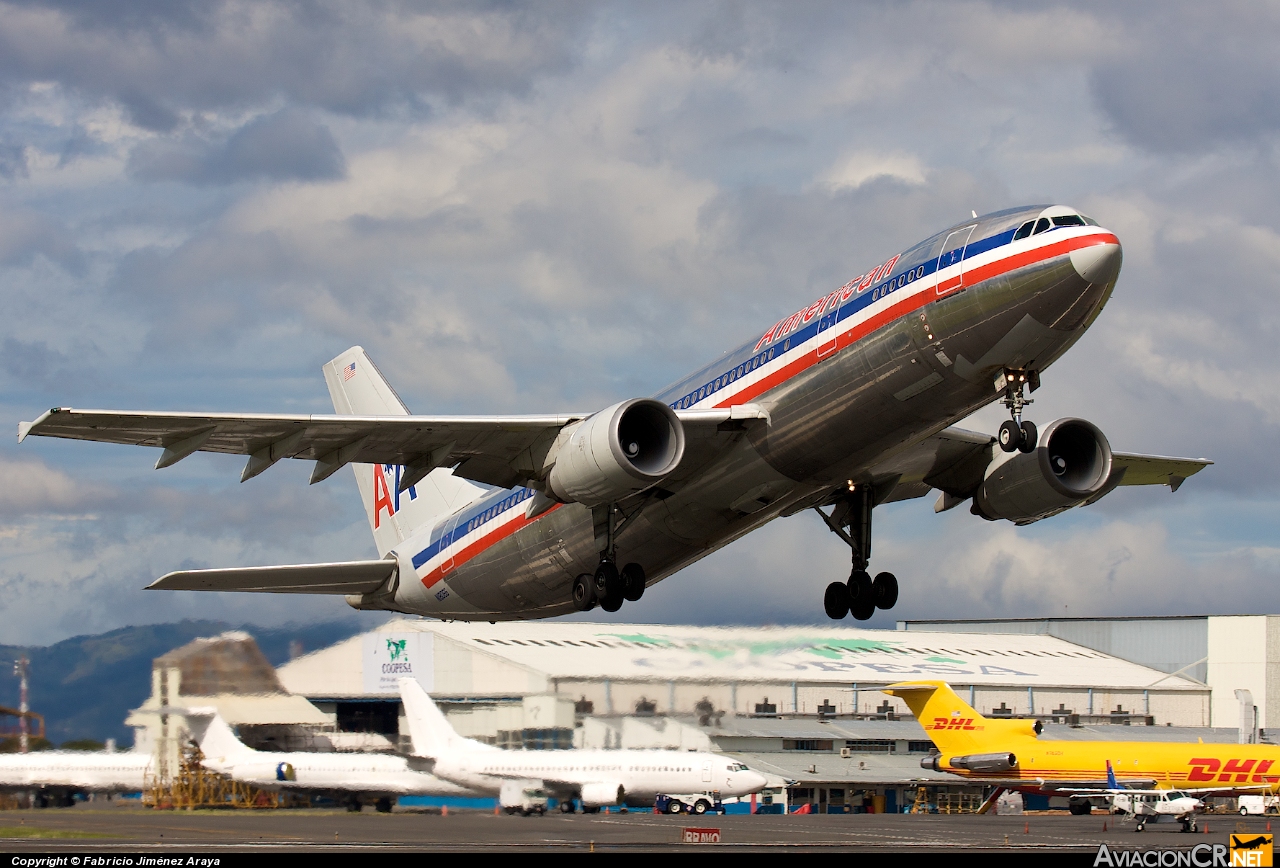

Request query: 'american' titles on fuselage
[{"left": 379, "top": 207, "right": 1122, "bottom": 617}]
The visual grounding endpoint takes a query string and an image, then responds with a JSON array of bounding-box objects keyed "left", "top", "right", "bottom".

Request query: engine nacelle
[
  {"left": 947, "top": 752, "right": 1018, "bottom": 773},
  {"left": 547, "top": 399, "right": 685, "bottom": 507},
  {"left": 974, "top": 418, "right": 1113, "bottom": 524},
  {"left": 579, "top": 781, "right": 625, "bottom": 808}
]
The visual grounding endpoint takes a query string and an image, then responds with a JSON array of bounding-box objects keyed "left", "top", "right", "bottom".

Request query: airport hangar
[
  {"left": 238, "top": 617, "right": 1264, "bottom": 814},
  {"left": 127, "top": 616, "right": 1275, "bottom": 813}
]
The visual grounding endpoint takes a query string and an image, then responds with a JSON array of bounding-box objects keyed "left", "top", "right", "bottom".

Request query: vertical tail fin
[
  {"left": 183, "top": 708, "right": 257, "bottom": 767},
  {"left": 1107, "top": 760, "right": 1119, "bottom": 790},
  {"left": 322, "top": 347, "right": 483, "bottom": 557},
  {"left": 399, "top": 678, "right": 465, "bottom": 758},
  {"left": 884, "top": 680, "right": 1040, "bottom": 754}
]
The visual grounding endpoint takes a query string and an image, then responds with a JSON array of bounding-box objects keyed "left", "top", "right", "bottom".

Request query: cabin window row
[{"left": 673, "top": 348, "right": 777, "bottom": 410}]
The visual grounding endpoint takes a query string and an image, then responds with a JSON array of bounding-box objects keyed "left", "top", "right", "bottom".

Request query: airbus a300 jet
[{"left": 20, "top": 205, "right": 1210, "bottom": 621}]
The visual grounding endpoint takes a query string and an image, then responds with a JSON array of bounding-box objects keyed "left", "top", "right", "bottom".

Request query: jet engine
[
  {"left": 973, "top": 418, "right": 1112, "bottom": 524},
  {"left": 946, "top": 752, "right": 1018, "bottom": 773},
  {"left": 579, "top": 781, "right": 625, "bottom": 808},
  {"left": 547, "top": 399, "right": 685, "bottom": 507}
]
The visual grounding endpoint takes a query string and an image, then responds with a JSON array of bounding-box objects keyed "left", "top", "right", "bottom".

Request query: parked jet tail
[
  {"left": 883, "top": 681, "right": 1042, "bottom": 754},
  {"left": 1107, "top": 760, "right": 1120, "bottom": 790},
  {"left": 398, "top": 678, "right": 494, "bottom": 759},
  {"left": 181, "top": 707, "right": 257, "bottom": 766},
  {"left": 322, "top": 347, "right": 484, "bottom": 557}
]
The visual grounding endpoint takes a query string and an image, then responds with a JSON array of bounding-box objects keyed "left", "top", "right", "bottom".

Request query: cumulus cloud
[
  {"left": 127, "top": 109, "right": 346, "bottom": 185},
  {"left": 2, "top": 2, "right": 1279, "bottom": 642}
]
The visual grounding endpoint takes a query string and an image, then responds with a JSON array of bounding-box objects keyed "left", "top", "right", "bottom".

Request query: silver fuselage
[{"left": 380, "top": 205, "right": 1121, "bottom": 619}]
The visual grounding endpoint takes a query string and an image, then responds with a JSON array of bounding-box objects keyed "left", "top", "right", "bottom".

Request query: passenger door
[{"left": 934, "top": 225, "right": 975, "bottom": 297}]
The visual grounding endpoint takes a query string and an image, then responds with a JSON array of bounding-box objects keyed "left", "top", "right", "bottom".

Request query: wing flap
[{"left": 148, "top": 559, "right": 396, "bottom": 594}]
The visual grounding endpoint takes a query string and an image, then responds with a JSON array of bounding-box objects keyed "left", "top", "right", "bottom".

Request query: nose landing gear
[
  {"left": 996, "top": 368, "right": 1040, "bottom": 453},
  {"left": 815, "top": 484, "right": 899, "bottom": 621}
]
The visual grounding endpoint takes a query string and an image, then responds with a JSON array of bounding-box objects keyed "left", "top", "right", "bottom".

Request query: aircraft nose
[{"left": 1070, "top": 238, "right": 1122, "bottom": 286}]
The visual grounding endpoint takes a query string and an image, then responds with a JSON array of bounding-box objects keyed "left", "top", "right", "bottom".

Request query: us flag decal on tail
[{"left": 343, "top": 361, "right": 357, "bottom": 381}]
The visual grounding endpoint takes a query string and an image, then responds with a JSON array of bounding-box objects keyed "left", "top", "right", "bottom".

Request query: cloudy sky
[{"left": 2, "top": 0, "right": 1279, "bottom": 645}]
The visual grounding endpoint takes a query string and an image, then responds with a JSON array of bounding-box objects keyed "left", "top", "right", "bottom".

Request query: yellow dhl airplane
[{"left": 884, "top": 681, "right": 1280, "bottom": 793}]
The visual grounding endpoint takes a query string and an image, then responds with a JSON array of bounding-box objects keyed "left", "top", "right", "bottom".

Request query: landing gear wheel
[
  {"left": 560, "top": 800, "right": 575, "bottom": 813},
  {"left": 594, "top": 560, "right": 622, "bottom": 599},
  {"left": 998, "top": 419, "right": 1023, "bottom": 453},
  {"left": 848, "top": 570, "right": 875, "bottom": 621},
  {"left": 872, "top": 572, "right": 898, "bottom": 610},
  {"left": 572, "top": 574, "right": 597, "bottom": 611},
  {"left": 823, "top": 582, "right": 850, "bottom": 619},
  {"left": 600, "top": 593, "right": 623, "bottom": 613},
  {"left": 1018, "top": 420, "right": 1038, "bottom": 453},
  {"left": 621, "top": 563, "right": 646, "bottom": 602},
  {"left": 375, "top": 797, "right": 393, "bottom": 813}
]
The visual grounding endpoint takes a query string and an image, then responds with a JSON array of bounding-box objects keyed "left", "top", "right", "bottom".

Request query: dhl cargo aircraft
[
  {"left": 19, "top": 206, "right": 1211, "bottom": 621},
  {"left": 885, "top": 681, "right": 1280, "bottom": 798}
]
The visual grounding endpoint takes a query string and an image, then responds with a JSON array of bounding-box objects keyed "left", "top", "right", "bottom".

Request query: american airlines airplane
[
  {"left": 19, "top": 205, "right": 1210, "bottom": 620},
  {"left": 185, "top": 708, "right": 482, "bottom": 812},
  {"left": 0, "top": 750, "right": 151, "bottom": 806},
  {"left": 398, "top": 678, "right": 767, "bottom": 812}
]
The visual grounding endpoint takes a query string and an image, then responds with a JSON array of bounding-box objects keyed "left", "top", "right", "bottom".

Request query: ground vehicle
[
  {"left": 655, "top": 793, "right": 724, "bottom": 815},
  {"left": 1239, "top": 795, "right": 1280, "bottom": 815},
  {"left": 501, "top": 784, "right": 551, "bottom": 816}
]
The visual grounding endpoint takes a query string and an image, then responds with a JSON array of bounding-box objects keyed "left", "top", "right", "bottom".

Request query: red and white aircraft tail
[{"left": 322, "top": 347, "right": 483, "bottom": 557}]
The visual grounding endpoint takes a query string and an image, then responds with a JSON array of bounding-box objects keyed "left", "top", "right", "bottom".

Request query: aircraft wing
[
  {"left": 866, "top": 426, "right": 1212, "bottom": 506},
  {"left": 146, "top": 559, "right": 396, "bottom": 594},
  {"left": 18, "top": 405, "right": 768, "bottom": 490}
]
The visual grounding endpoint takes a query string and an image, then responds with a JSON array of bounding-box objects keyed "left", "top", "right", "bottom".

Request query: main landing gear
[
  {"left": 571, "top": 504, "right": 646, "bottom": 613},
  {"left": 996, "top": 368, "right": 1040, "bottom": 454},
  {"left": 814, "top": 484, "right": 898, "bottom": 621}
]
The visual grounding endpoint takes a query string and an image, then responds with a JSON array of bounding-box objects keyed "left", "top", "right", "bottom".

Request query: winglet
[{"left": 17, "top": 409, "right": 59, "bottom": 444}]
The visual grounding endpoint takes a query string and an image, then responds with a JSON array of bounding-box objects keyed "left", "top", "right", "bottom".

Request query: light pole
[{"left": 13, "top": 657, "right": 29, "bottom": 754}]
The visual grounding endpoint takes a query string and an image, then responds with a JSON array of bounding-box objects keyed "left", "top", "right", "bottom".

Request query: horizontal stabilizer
[{"left": 148, "top": 559, "right": 396, "bottom": 594}]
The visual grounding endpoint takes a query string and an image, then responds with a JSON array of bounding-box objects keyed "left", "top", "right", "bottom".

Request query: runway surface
[{"left": 0, "top": 805, "right": 1270, "bottom": 852}]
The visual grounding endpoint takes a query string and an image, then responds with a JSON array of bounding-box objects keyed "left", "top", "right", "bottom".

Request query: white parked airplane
[
  {"left": 20, "top": 205, "right": 1212, "bottom": 620},
  {"left": 398, "top": 678, "right": 767, "bottom": 813},
  {"left": 0, "top": 750, "right": 151, "bottom": 806},
  {"left": 186, "top": 708, "right": 482, "bottom": 812}
]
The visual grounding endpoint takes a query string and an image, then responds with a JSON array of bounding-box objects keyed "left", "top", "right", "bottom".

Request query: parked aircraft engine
[
  {"left": 579, "top": 781, "right": 625, "bottom": 808},
  {"left": 547, "top": 399, "right": 685, "bottom": 507},
  {"left": 946, "top": 752, "right": 1018, "bottom": 773},
  {"left": 973, "top": 418, "right": 1112, "bottom": 524}
]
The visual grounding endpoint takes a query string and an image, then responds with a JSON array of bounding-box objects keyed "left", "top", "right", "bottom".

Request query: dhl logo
[
  {"left": 929, "top": 717, "right": 976, "bottom": 731},
  {"left": 1188, "top": 757, "right": 1280, "bottom": 783}
]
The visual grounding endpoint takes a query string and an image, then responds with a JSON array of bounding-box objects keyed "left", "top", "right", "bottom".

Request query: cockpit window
[
  {"left": 1032, "top": 218, "right": 1051, "bottom": 235},
  {"left": 1052, "top": 215, "right": 1086, "bottom": 227},
  {"left": 1013, "top": 221, "right": 1034, "bottom": 241}
]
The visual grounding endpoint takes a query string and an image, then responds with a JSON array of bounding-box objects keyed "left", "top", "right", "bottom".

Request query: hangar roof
[{"left": 277, "top": 619, "right": 1203, "bottom": 698}]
